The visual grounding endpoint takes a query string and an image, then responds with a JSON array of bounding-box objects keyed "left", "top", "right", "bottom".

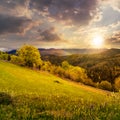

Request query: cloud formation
[
  {"left": 0, "top": 0, "right": 32, "bottom": 18},
  {"left": 31, "top": 0, "right": 99, "bottom": 25},
  {"left": 0, "top": 0, "right": 119, "bottom": 49},
  {"left": 0, "top": 14, "right": 34, "bottom": 35},
  {"left": 106, "top": 31, "right": 120, "bottom": 44},
  {"left": 0, "top": 0, "right": 27, "bottom": 7},
  {"left": 102, "top": 0, "right": 120, "bottom": 12},
  {"left": 38, "top": 27, "right": 62, "bottom": 42}
]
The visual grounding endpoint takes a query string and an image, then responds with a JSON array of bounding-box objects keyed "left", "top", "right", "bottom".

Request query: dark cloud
[
  {"left": 0, "top": 14, "right": 34, "bottom": 35},
  {"left": 106, "top": 31, "right": 120, "bottom": 44},
  {"left": 0, "top": 0, "right": 31, "bottom": 18},
  {"left": 0, "top": 0, "right": 27, "bottom": 9},
  {"left": 30, "top": 0, "right": 99, "bottom": 25},
  {"left": 38, "top": 27, "right": 61, "bottom": 42}
]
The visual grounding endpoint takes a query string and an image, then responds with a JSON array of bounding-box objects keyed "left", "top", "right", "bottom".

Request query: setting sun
[{"left": 92, "top": 35, "right": 104, "bottom": 48}]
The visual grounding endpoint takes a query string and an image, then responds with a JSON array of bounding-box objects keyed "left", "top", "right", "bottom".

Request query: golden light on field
[{"left": 91, "top": 35, "right": 104, "bottom": 48}]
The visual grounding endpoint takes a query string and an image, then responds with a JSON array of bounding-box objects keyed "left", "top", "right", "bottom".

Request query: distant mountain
[
  {"left": 8, "top": 48, "right": 120, "bottom": 56},
  {"left": 8, "top": 49, "right": 16, "bottom": 54},
  {"left": 39, "top": 48, "right": 108, "bottom": 56}
]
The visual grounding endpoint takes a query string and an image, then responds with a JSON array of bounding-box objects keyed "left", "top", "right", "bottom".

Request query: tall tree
[{"left": 17, "top": 45, "right": 42, "bottom": 68}]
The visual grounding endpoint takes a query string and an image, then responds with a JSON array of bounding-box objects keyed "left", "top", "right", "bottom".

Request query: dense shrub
[
  {"left": 62, "top": 61, "right": 70, "bottom": 70},
  {"left": 41, "top": 61, "right": 52, "bottom": 72},
  {"left": 11, "top": 55, "right": 25, "bottom": 65},
  {"left": 114, "top": 77, "right": 120, "bottom": 91},
  {"left": 98, "top": 81, "right": 112, "bottom": 91},
  {"left": 83, "top": 78, "right": 96, "bottom": 87},
  {"left": 55, "top": 66, "right": 65, "bottom": 77},
  {"left": 0, "top": 52, "right": 9, "bottom": 61}
]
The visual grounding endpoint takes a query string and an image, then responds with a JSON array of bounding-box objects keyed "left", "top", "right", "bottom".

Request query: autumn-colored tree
[
  {"left": 17, "top": 45, "right": 42, "bottom": 68},
  {"left": 62, "top": 61, "right": 70, "bottom": 70}
]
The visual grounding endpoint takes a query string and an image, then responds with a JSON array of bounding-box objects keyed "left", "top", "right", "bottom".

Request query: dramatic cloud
[
  {"left": 102, "top": 0, "right": 120, "bottom": 12},
  {"left": 38, "top": 27, "right": 62, "bottom": 42},
  {"left": 106, "top": 31, "right": 120, "bottom": 44},
  {"left": 0, "top": 0, "right": 119, "bottom": 49},
  {"left": 0, "top": 0, "right": 27, "bottom": 9},
  {"left": 0, "top": 14, "right": 34, "bottom": 35},
  {"left": 0, "top": 0, "right": 32, "bottom": 18},
  {"left": 31, "top": 0, "right": 99, "bottom": 25}
]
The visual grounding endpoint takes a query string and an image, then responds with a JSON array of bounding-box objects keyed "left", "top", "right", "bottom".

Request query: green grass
[{"left": 0, "top": 61, "right": 120, "bottom": 120}]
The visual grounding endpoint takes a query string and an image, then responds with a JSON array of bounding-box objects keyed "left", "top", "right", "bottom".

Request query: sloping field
[{"left": 0, "top": 61, "right": 120, "bottom": 120}]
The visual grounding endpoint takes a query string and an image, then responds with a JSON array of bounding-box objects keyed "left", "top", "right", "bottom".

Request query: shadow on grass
[{"left": 0, "top": 92, "right": 12, "bottom": 105}]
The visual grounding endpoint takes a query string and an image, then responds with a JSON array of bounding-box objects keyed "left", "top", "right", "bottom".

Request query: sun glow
[{"left": 91, "top": 35, "right": 104, "bottom": 48}]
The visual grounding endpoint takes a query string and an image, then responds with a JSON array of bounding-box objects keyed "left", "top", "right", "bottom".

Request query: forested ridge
[{"left": 42, "top": 49, "right": 120, "bottom": 91}]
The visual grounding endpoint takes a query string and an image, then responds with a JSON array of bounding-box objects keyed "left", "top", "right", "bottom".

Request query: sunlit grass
[{"left": 0, "top": 61, "right": 120, "bottom": 119}]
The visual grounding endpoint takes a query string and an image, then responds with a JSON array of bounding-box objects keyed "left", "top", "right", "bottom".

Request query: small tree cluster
[{"left": 40, "top": 60, "right": 94, "bottom": 86}]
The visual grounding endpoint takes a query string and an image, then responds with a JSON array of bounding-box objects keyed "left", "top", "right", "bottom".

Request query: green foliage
[
  {"left": 0, "top": 52, "right": 10, "bottom": 61},
  {"left": 62, "top": 61, "right": 70, "bottom": 70},
  {"left": 17, "top": 45, "right": 42, "bottom": 68},
  {"left": 41, "top": 61, "right": 52, "bottom": 71},
  {"left": 98, "top": 81, "right": 112, "bottom": 91}
]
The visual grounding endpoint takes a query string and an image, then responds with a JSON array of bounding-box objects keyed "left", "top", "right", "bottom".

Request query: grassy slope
[
  {"left": 0, "top": 61, "right": 120, "bottom": 120},
  {"left": 0, "top": 61, "right": 106, "bottom": 99}
]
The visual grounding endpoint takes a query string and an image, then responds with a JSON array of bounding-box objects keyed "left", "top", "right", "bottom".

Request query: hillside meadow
[{"left": 0, "top": 61, "right": 120, "bottom": 120}]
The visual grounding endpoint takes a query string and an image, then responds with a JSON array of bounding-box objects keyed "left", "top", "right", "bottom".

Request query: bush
[
  {"left": 83, "top": 79, "right": 96, "bottom": 87},
  {"left": 11, "top": 55, "right": 25, "bottom": 66},
  {"left": 55, "top": 66, "right": 65, "bottom": 77},
  {"left": 41, "top": 61, "right": 52, "bottom": 72},
  {"left": 62, "top": 61, "right": 70, "bottom": 70},
  {"left": 115, "top": 77, "right": 120, "bottom": 92},
  {"left": 0, "top": 53, "right": 9, "bottom": 60},
  {"left": 98, "top": 81, "right": 112, "bottom": 91}
]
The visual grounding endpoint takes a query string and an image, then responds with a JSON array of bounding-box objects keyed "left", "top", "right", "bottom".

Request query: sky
[{"left": 0, "top": 0, "right": 120, "bottom": 50}]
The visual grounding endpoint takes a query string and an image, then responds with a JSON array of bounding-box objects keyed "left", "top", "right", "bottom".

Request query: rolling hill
[
  {"left": 41, "top": 49, "right": 120, "bottom": 85},
  {"left": 8, "top": 48, "right": 108, "bottom": 56},
  {"left": 0, "top": 61, "right": 120, "bottom": 119}
]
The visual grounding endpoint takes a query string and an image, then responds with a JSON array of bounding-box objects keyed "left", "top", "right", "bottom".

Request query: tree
[
  {"left": 17, "top": 45, "right": 42, "bottom": 68},
  {"left": 41, "top": 61, "right": 52, "bottom": 71},
  {"left": 115, "top": 77, "right": 120, "bottom": 91},
  {"left": 62, "top": 61, "right": 70, "bottom": 70}
]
